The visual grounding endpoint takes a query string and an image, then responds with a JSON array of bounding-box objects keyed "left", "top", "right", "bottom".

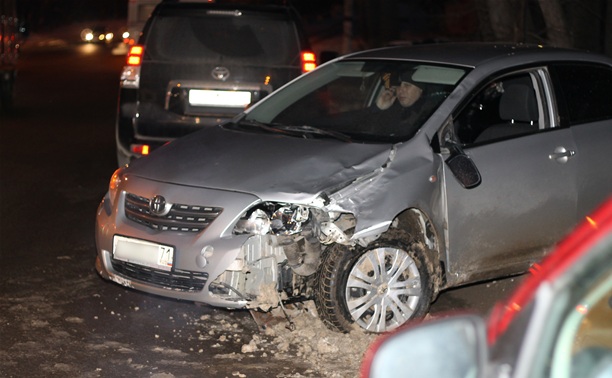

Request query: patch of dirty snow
[{"left": 206, "top": 301, "right": 377, "bottom": 377}]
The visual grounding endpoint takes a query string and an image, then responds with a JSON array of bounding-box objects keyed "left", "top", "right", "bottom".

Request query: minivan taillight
[
  {"left": 127, "top": 45, "right": 144, "bottom": 66},
  {"left": 301, "top": 51, "right": 316, "bottom": 73},
  {"left": 131, "top": 144, "right": 150, "bottom": 156}
]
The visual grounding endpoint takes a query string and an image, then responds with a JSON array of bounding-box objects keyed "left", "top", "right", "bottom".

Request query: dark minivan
[{"left": 116, "top": 0, "right": 315, "bottom": 166}]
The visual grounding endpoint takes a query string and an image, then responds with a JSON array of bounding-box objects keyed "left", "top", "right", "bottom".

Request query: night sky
[{"left": 17, "top": 0, "right": 127, "bottom": 30}]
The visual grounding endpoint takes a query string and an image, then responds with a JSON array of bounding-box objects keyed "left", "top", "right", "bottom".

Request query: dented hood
[{"left": 127, "top": 126, "right": 393, "bottom": 202}]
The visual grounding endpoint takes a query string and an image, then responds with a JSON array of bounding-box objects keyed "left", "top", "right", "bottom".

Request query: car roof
[
  {"left": 341, "top": 42, "right": 612, "bottom": 68},
  {"left": 156, "top": 0, "right": 295, "bottom": 14}
]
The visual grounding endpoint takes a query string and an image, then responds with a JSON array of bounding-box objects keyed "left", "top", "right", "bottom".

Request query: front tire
[{"left": 314, "top": 234, "right": 433, "bottom": 333}]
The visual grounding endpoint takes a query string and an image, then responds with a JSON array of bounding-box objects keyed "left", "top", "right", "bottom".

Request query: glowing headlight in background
[{"left": 81, "top": 28, "right": 94, "bottom": 42}]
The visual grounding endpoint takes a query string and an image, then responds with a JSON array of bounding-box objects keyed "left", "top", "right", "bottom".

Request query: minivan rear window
[{"left": 145, "top": 11, "right": 300, "bottom": 66}]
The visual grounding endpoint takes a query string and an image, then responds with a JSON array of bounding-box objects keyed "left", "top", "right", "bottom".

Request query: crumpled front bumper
[{"left": 94, "top": 176, "right": 263, "bottom": 309}]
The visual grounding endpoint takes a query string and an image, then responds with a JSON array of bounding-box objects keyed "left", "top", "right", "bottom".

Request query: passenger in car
[
  {"left": 376, "top": 71, "right": 423, "bottom": 110},
  {"left": 321, "top": 69, "right": 441, "bottom": 140},
  {"left": 370, "top": 70, "right": 437, "bottom": 138}
]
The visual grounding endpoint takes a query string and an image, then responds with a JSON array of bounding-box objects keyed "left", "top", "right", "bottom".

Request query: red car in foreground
[{"left": 362, "top": 196, "right": 612, "bottom": 378}]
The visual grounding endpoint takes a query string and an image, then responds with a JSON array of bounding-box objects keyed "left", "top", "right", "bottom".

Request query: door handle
[{"left": 549, "top": 146, "right": 576, "bottom": 164}]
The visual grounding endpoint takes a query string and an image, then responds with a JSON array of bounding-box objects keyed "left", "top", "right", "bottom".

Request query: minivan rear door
[{"left": 136, "top": 5, "right": 304, "bottom": 136}]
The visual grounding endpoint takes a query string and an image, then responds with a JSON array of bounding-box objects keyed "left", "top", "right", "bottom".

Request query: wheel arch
[{"left": 389, "top": 207, "right": 444, "bottom": 298}]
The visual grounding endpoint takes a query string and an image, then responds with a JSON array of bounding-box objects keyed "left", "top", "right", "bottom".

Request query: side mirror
[
  {"left": 445, "top": 142, "right": 481, "bottom": 189},
  {"left": 361, "top": 315, "right": 488, "bottom": 378}
]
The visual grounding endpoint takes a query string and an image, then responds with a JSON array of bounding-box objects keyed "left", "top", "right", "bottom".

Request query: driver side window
[{"left": 455, "top": 73, "right": 542, "bottom": 145}]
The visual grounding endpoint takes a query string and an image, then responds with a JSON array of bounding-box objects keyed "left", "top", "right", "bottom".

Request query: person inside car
[
  {"left": 369, "top": 69, "right": 435, "bottom": 138},
  {"left": 376, "top": 71, "right": 424, "bottom": 110},
  {"left": 308, "top": 69, "right": 439, "bottom": 141}
]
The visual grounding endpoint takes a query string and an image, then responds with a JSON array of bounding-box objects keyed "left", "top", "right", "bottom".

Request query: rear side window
[
  {"left": 551, "top": 64, "right": 612, "bottom": 126},
  {"left": 145, "top": 10, "right": 300, "bottom": 65}
]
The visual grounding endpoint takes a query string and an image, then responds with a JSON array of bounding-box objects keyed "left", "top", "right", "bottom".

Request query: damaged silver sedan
[{"left": 95, "top": 43, "right": 612, "bottom": 333}]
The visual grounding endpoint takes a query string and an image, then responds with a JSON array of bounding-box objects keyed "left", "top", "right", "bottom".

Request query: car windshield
[
  {"left": 145, "top": 9, "right": 300, "bottom": 66},
  {"left": 242, "top": 60, "right": 468, "bottom": 143}
]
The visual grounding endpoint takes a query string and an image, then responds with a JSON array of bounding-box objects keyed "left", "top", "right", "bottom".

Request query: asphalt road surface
[{"left": 0, "top": 38, "right": 520, "bottom": 378}]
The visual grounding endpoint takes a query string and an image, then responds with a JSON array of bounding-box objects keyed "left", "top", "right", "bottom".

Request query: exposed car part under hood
[{"left": 127, "top": 126, "right": 394, "bottom": 202}]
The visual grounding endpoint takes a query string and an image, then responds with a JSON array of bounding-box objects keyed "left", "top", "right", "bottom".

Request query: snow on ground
[{"left": 0, "top": 249, "right": 380, "bottom": 377}]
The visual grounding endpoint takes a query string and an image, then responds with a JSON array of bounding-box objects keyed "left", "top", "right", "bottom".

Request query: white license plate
[
  {"left": 188, "top": 89, "right": 252, "bottom": 107},
  {"left": 113, "top": 235, "right": 174, "bottom": 271}
]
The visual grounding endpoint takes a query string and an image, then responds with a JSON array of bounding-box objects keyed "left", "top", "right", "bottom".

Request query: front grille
[
  {"left": 125, "top": 193, "right": 222, "bottom": 233},
  {"left": 111, "top": 260, "right": 209, "bottom": 292}
]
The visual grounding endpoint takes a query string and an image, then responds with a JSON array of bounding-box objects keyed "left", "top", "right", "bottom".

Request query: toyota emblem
[
  {"left": 211, "top": 66, "right": 230, "bottom": 81},
  {"left": 149, "top": 195, "right": 168, "bottom": 216}
]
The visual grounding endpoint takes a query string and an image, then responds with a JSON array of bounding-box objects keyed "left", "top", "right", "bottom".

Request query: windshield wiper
[
  {"left": 278, "top": 125, "right": 353, "bottom": 143},
  {"left": 233, "top": 119, "right": 286, "bottom": 133},
  {"left": 232, "top": 119, "right": 352, "bottom": 142}
]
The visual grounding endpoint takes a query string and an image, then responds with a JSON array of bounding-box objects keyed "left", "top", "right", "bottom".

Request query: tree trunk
[
  {"left": 474, "top": 0, "right": 496, "bottom": 41},
  {"left": 536, "top": 0, "right": 573, "bottom": 47},
  {"left": 342, "top": 0, "right": 354, "bottom": 54},
  {"left": 485, "top": 0, "right": 518, "bottom": 41},
  {"left": 604, "top": 0, "right": 612, "bottom": 56}
]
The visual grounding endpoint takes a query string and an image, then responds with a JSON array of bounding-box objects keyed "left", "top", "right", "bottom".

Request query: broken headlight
[
  {"left": 233, "top": 208, "right": 271, "bottom": 235},
  {"left": 234, "top": 203, "right": 310, "bottom": 236}
]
